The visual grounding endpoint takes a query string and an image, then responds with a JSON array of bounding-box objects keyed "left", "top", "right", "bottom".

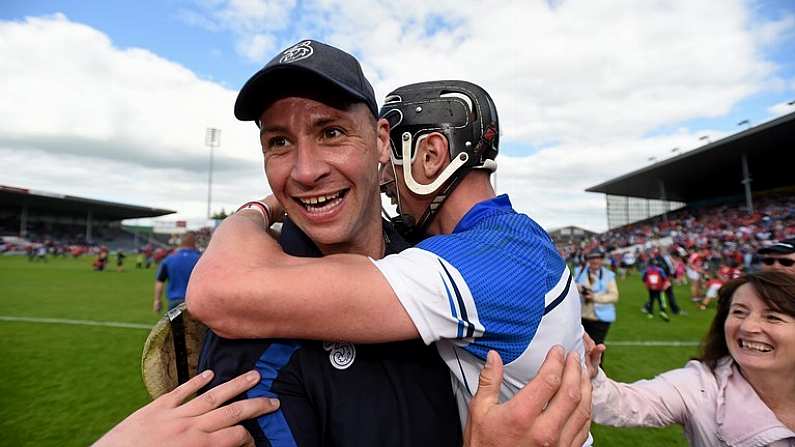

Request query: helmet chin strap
[{"left": 383, "top": 159, "right": 419, "bottom": 240}]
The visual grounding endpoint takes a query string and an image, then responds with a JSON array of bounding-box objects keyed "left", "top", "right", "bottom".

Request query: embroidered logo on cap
[
  {"left": 323, "top": 341, "right": 356, "bottom": 370},
  {"left": 280, "top": 41, "right": 314, "bottom": 64}
]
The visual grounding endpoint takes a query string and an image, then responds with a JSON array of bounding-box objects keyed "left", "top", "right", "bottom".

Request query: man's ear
[
  {"left": 375, "top": 117, "right": 391, "bottom": 164},
  {"left": 415, "top": 132, "right": 450, "bottom": 180}
]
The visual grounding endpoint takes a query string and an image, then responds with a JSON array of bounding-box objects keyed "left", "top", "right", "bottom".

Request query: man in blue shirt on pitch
[{"left": 154, "top": 232, "right": 201, "bottom": 312}]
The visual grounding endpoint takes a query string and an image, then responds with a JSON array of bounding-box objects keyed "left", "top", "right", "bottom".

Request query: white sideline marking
[
  {"left": 608, "top": 340, "right": 699, "bottom": 347},
  {"left": 0, "top": 315, "right": 151, "bottom": 330}
]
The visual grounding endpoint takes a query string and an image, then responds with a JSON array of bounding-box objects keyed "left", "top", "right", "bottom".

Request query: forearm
[
  {"left": 592, "top": 368, "right": 682, "bottom": 427},
  {"left": 154, "top": 282, "right": 164, "bottom": 303},
  {"left": 186, "top": 212, "right": 418, "bottom": 342}
]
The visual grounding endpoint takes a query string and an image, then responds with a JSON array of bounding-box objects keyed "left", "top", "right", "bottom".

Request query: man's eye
[
  {"left": 323, "top": 128, "right": 344, "bottom": 139},
  {"left": 266, "top": 136, "right": 289, "bottom": 149}
]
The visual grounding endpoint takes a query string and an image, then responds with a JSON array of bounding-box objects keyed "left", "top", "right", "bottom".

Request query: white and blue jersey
[{"left": 373, "top": 195, "right": 585, "bottom": 423}]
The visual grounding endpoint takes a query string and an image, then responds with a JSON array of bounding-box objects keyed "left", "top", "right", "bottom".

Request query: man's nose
[{"left": 290, "top": 140, "right": 329, "bottom": 186}]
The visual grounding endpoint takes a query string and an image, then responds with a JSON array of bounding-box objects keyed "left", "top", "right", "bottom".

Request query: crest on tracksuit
[{"left": 323, "top": 341, "right": 356, "bottom": 370}]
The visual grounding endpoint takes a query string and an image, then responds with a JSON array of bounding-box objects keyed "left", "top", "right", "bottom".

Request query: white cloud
[
  {"left": 181, "top": 0, "right": 789, "bottom": 146},
  {"left": 3, "top": 2, "right": 794, "bottom": 232},
  {"left": 768, "top": 101, "right": 795, "bottom": 118},
  {"left": 236, "top": 33, "right": 276, "bottom": 62},
  {"left": 217, "top": 0, "right": 296, "bottom": 30},
  {"left": 230, "top": 0, "right": 790, "bottom": 230},
  {"left": 307, "top": 0, "right": 779, "bottom": 145},
  {"left": 0, "top": 14, "right": 268, "bottom": 223},
  {"left": 751, "top": 12, "right": 795, "bottom": 46},
  {"left": 496, "top": 127, "right": 731, "bottom": 231},
  {"left": 0, "top": 147, "right": 268, "bottom": 221},
  {"left": 179, "top": 0, "right": 297, "bottom": 62}
]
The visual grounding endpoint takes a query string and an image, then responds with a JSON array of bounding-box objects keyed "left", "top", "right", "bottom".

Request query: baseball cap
[
  {"left": 758, "top": 237, "right": 795, "bottom": 255},
  {"left": 234, "top": 39, "right": 378, "bottom": 123},
  {"left": 586, "top": 249, "right": 604, "bottom": 259}
]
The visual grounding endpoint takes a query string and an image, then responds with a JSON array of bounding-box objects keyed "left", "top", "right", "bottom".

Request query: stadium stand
[
  {"left": 562, "top": 110, "right": 795, "bottom": 276},
  {"left": 0, "top": 185, "right": 175, "bottom": 252}
]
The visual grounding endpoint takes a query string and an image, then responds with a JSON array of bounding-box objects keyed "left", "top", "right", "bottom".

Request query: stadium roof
[
  {"left": 1, "top": 185, "right": 175, "bottom": 220},
  {"left": 586, "top": 111, "right": 795, "bottom": 203}
]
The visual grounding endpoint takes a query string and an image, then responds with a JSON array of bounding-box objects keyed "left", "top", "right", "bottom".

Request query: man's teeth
[
  {"left": 739, "top": 339, "right": 773, "bottom": 352},
  {"left": 300, "top": 191, "right": 342, "bottom": 206}
]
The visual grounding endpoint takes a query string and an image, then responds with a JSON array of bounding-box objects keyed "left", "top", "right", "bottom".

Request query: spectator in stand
[
  {"left": 153, "top": 232, "right": 201, "bottom": 312},
  {"left": 642, "top": 259, "right": 670, "bottom": 321},
  {"left": 585, "top": 271, "right": 795, "bottom": 446},
  {"left": 758, "top": 237, "right": 795, "bottom": 276},
  {"left": 575, "top": 250, "right": 619, "bottom": 348},
  {"left": 555, "top": 195, "right": 795, "bottom": 278}
]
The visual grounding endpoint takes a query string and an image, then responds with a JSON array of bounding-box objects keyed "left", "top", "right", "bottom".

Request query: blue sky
[
  {"left": 2, "top": 0, "right": 794, "bottom": 230},
  {"left": 2, "top": 0, "right": 254, "bottom": 87}
]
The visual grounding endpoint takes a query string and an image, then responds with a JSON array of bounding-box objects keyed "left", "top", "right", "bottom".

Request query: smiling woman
[{"left": 586, "top": 271, "right": 795, "bottom": 447}]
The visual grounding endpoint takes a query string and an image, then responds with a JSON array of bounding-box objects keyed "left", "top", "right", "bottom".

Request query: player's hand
[
  {"left": 583, "top": 333, "right": 605, "bottom": 379},
  {"left": 260, "top": 195, "right": 285, "bottom": 224},
  {"left": 464, "top": 347, "right": 592, "bottom": 447},
  {"left": 92, "top": 370, "right": 279, "bottom": 447},
  {"left": 153, "top": 299, "right": 162, "bottom": 313}
]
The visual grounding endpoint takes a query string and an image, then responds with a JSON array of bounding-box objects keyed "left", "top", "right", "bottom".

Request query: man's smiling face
[{"left": 260, "top": 95, "right": 390, "bottom": 252}]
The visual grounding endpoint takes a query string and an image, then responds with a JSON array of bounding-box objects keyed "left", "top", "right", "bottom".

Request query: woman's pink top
[{"left": 593, "top": 357, "right": 795, "bottom": 446}]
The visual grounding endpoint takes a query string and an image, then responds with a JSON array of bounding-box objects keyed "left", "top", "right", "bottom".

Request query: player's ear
[
  {"left": 375, "top": 117, "right": 391, "bottom": 165},
  {"left": 416, "top": 132, "right": 449, "bottom": 179}
]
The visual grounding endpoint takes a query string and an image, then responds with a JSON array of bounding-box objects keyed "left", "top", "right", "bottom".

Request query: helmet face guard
[{"left": 379, "top": 80, "right": 499, "bottom": 237}]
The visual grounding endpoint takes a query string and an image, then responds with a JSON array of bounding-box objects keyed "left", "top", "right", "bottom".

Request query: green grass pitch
[{"left": 0, "top": 255, "right": 716, "bottom": 446}]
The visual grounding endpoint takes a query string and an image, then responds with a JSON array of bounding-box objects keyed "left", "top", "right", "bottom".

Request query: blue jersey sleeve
[{"left": 373, "top": 213, "right": 570, "bottom": 365}]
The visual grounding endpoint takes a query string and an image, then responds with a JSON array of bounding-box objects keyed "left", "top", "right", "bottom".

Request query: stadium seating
[{"left": 560, "top": 193, "right": 795, "bottom": 267}]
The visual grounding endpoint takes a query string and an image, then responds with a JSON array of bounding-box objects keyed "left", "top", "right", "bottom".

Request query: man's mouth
[
  {"left": 738, "top": 338, "right": 773, "bottom": 353},
  {"left": 294, "top": 189, "right": 348, "bottom": 214}
]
